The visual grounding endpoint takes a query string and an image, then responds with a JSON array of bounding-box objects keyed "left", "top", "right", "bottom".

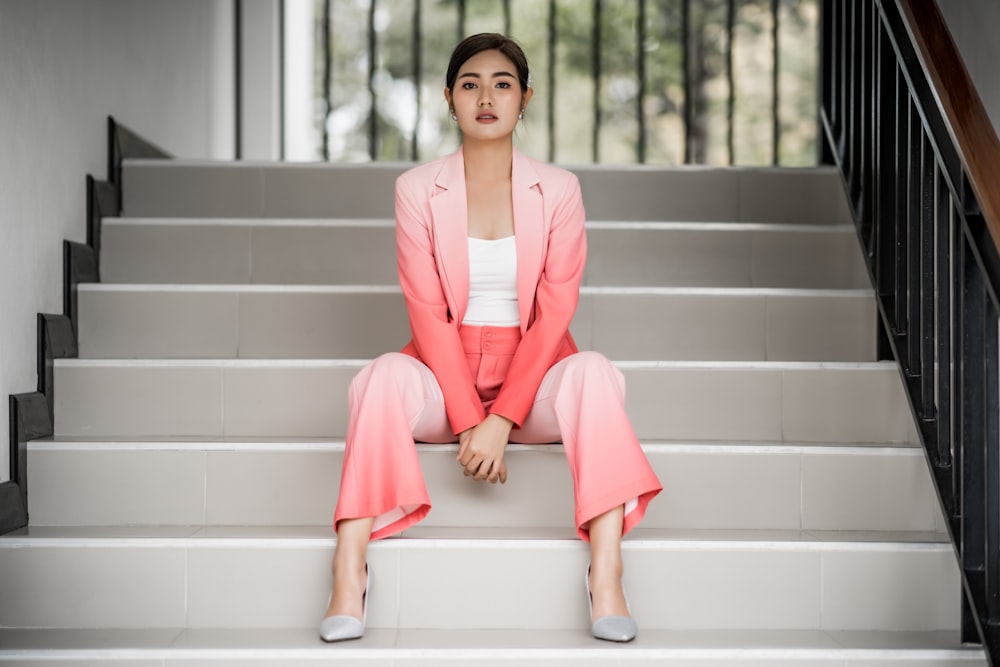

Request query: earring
[
  {"left": 518, "top": 109, "right": 525, "bottom": 120},
  {"left": 450, "top": 109, "right": 457, "bottom": 121}
]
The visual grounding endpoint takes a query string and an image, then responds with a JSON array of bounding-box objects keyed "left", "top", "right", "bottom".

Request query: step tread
[
  {"left": 0, "top": 628, "right": 984, "bottom": 661},
  {"left": 0, "top": 525, "right": 951, "bottom": 547}
]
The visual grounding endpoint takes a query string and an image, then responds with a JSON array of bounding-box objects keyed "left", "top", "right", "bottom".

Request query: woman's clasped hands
[{"left": 457, "top": 413, "right": 513, "bottom": 484}]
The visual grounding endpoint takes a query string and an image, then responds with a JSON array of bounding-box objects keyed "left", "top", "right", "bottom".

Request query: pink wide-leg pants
[{"left": 334, "top": 325, "right": 662, "bottom": 541}]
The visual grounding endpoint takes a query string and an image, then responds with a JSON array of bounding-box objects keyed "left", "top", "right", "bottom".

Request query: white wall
[
  {"left": 0, "top": 0, "right": 235, "bottom": 484},
  {"left": 240, "top": 0, "right": 282, "bottom": 159},
  {"left": 937, "top": 0, "right": 1000, "bottom": 137}
]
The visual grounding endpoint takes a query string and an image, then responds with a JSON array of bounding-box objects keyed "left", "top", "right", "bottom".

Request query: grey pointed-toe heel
[
  {"left": 320, "top": 564, "right": 370, "bottom": 643},
  {"left": 586, "top": 563, "right": 638, "bottom": 643}
]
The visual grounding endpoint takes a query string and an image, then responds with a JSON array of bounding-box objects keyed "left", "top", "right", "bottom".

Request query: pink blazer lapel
[
  {"left": 511, "top": 150, "right": 544, "bottom": 333},
  {"left": 428, "top": 147, "right": 545, "bottom": 332},
  {"left": 429, "top": 149, "right": 470, "bottom": 325}
]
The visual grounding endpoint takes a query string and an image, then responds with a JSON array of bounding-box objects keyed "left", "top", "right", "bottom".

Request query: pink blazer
[{"left": 395, "top": 147, "right": 587, "bottom": 435}]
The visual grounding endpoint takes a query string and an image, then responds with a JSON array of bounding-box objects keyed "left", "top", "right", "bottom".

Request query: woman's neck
[{"left": 462, "top": 140, "right": 513, "bottom": 183}]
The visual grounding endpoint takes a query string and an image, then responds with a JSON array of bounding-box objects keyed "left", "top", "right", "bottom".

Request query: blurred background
[{"left": 283, "top": 0, "right": 819, "bottom": 165}]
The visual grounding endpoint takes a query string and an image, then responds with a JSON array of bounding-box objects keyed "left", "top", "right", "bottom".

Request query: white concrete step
[
  {"left": 52, "top": 360, "right": 918, "bottom": 443},
  {"left": 26, "top": 439, "right": 945, "bottom": 532},
  {"left": 76, "top": 285, "right": 877, "bottom": 362},
  {"left": 121, "top": 161, "right": 854, "bottom": 224},
  {"left": 100, "top": 218, "right": 871, "bottom": 289},
  {"left": 0, "top": 526, "right": 960, "bottom": 632},
  {"left": 0, "top": 628, "right": 986, "bottom": 665}
]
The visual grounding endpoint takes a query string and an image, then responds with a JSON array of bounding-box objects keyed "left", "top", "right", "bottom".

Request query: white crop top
[{"left": 462, "top": 236, "right": 520, "bottom": 326}]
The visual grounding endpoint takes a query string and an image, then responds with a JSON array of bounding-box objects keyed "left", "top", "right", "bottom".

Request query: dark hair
[{"left": 445, "top": 33, "right": 530, "bottom": 93}]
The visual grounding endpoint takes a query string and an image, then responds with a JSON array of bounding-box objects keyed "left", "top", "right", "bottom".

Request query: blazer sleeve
[
  {"left": 489, "top": 173, "right": 587, "bottom": 427},
  {"left": 395, "top": 175, "right": 487, "bottom": 435}
]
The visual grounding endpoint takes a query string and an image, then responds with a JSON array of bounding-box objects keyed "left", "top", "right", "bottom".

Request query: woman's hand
[{"left": 457, "top": 414, "right": 513, "bottom": 484}]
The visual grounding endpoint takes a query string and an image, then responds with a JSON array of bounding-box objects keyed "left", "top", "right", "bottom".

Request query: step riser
[
  {"left": 52, "top": 365, "right": 918, "bottom": 443},
  {"left": 76, "top": 290, "right": 877, "bottom": 362},
  {"left": 26, "top": 447, "right": 943, "bottom": 532},
  {"left": 100, "top": 223, "right": 871, "bottom": 289},
  {"left": 0, "top": 542, "right": 959, "bottom": 631},
  {"left": 122, "top": 163, "right": 853, "bottom": 224}
]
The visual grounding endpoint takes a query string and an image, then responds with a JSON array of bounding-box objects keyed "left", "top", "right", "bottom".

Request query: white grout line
[
  {"left": 244, "top": 224, "right": 254, "bottom": 286},
  {"left": 0, "top": 536, "right": 952, "bottom": 552},
  {"left": 183, "top": 548, "right": 190, "bottom": 629},
  {"left": 123, "top": 159, "right": 840, "bottom": 173},
  {"left": 201, "top": 451, "right": 208, "bottom": 528},
  {"left": 78, "top": 283, "right": 403, "bottom": 293},
  {"left": 52, "top": 358, "right": 900, "bottom": 371},
  {"left": 54, "top": 358, "right": 371, "bottom": 368},
  {"left": 103, "top": 217, "right": 856, "bottom": 233},
  {"left": 105, "top": 217, "right": 396, "bottom": 227},
  {"left": 76, "top": 283, "right": 875, "bottom": 297},
  {"left": 53, "top": 358, "right": 899, "bottom": 371},
  {"left": 25, "top": 440, "right": 924, "bottom": 456},
  {"left": 0, "top": 647, "right": 984, "bottom": 661},
  {"left": 611, "top": 360, "right": 897, "bottom": 370}
]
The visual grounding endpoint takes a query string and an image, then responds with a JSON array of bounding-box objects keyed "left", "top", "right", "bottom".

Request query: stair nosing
[
  {"left": 103, "top": 217, "right": 858, "bottom": 233},
  {"left": 26, "top": 439, "right": 923, "bottom": 455},
  {"left": 0, "top": 648, "right": 983, "bottom": 661},
  {"left": 77, "top": 283, "right": 875, "bottom": 296},
  {"left": 54, "top": 359, "right": 898, "bottom": 369},
  {"left": 0, "top": 531, "right": 953, "bottom": 551}
]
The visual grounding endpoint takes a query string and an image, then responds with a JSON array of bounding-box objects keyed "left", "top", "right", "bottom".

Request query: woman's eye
[
  {"left": 462, "top": 82, "right": 476, "bottom": 89},
  {"left": 497, "top": 81, "right": 510, "bottom": 89}
]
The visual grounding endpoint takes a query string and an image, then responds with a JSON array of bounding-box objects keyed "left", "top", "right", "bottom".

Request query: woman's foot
[
  {"left": 587, "top": 560, "right": 637, "bottom": 642},
  {"left": 320, "top": 562, "right": 370, "bottom": 642}
]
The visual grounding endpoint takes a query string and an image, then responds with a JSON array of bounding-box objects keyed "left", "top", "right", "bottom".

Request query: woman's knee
[
  {"left": 350, "top": 352, "right": 424, "bottom": 395},
  {"left": 570, "top": 350, "right": 622, "bottom": 378}
]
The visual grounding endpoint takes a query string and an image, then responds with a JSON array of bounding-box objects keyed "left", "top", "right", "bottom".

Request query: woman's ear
[
  {"left": 521, "top": 87, "right": 534, "bottom": 111},
  {"left": 443, "top": 87, "right": 453, "bottom": 109}
]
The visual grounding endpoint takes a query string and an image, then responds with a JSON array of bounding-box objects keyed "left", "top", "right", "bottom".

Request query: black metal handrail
[
  {"left": 821, "top": 0, "right": 1000, "bottom": 662},
  {"left": 314, "top": 0, "right": 816, "bottom": 165}
]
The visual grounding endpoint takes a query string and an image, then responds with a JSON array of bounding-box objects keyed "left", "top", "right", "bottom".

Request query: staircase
[{"left": 0, "top": 159, "right": 987, "bottom": 664}]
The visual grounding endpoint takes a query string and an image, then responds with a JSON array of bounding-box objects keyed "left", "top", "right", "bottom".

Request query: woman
[{"left": 320, "top": 33, "right": 662, "bottom": 644}]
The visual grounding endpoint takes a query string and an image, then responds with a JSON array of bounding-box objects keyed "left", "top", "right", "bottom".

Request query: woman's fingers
[
  {"left": 487, "top": 459, "right": 504, "bottom": 484},
  {"left": 458, "top": 446, "right": 473, "bottom": 467},
  {"left": 456, "top": 430, "right": 473, "bottom": 462},
  {"left": 476, "top": 457, "right": 497, "bottom": 481},
  {"left": 464, "top": 454, "right": 483, "bottom": 477}
]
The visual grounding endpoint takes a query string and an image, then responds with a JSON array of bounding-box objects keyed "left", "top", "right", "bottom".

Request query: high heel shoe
[
  {"left": 586, "top": 563, "right": 638, "bottom": 642},
  {"left": 319, "top": 564, "right": 370, "bottom": 642}
]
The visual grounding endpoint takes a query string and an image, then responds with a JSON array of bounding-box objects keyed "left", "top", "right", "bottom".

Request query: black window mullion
[
  {"left": 367, "top": 0, "right": 377, "bottom": 160},
  {"left": 592, "top": 0, "right": 602, "bottom": 163}
]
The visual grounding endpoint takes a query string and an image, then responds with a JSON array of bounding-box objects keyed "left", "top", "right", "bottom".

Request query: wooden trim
[{"left": 898, "top": 0, "right": 1000, "bottom": 257}]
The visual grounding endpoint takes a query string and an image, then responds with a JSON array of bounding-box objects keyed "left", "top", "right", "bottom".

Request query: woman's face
[{"left": 446, "top": 49, "right": 531, "bottom": 143}]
